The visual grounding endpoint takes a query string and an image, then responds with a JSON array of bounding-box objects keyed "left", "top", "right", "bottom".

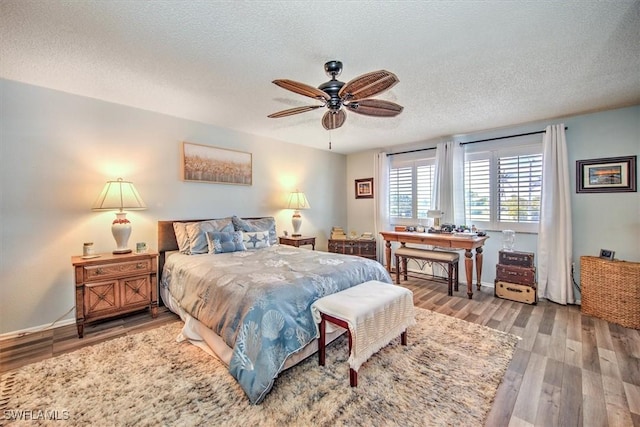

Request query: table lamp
[
  {"left": 287, "top": 190, "right": 310, "bottom": 237},
  {"left": 92, "top": 178, "right": 147, "bottom": 254}
]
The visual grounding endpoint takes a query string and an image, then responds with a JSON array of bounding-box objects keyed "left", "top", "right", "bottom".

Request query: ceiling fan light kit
[{"left": 269, "top": 60, "right": 403, "bottom": 133}]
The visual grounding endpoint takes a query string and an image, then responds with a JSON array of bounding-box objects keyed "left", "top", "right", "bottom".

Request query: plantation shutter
[
  {"left": 388, "top": 154, "right": 436, "bottom": 221},
  {"left": 463, "top": 137, "right": 543, "bottom": 232},
  {"left": 389, "top": 166, "right": 413, "bottom": 218},
  {"left": 416, "top": 163, "right": 435, "bottom": 219},
  {"left": 498, "top": 153, "right": 542, "bottom": 223},
  {"left": 464, "top": 158, "right": 491, "bottom": 224}
]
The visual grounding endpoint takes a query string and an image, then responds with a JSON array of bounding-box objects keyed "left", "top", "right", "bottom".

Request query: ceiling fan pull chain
[{"left": 328, "top": 130, "right": 332, "bottom": 150}]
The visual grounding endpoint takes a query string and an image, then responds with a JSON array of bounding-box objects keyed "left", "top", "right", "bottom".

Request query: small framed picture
[
  {"left": 576, "top": 155, "right": 636, "bottom": 193},
  {"left": 599, "top": 249, "right": 615, "bottom": 260},
  {"left": 355, "top": 178, "right": 374, "bottom": 199}
]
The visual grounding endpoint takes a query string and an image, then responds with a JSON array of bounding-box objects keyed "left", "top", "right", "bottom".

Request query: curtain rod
[
  {"left": 459, "top": 126, "right": 568, "bottom": 146},
  {"left": 386, "top": 146, "right": 436, "bottom": 157},
  {"left": 387, "top": 126, "right": 568, "bottom": 155}
]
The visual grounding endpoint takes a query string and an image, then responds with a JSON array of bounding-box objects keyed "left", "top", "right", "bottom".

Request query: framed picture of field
[
  {"left": 181, "top": 141, "right": 252, "bottom": 185},
  {"left": 576, "top": 155, "right": 636, "bottom": 193}
]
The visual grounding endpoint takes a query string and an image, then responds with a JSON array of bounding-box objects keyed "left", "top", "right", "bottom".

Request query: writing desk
[{"left": 379, "top": 231, "right": 489, "bottom": 299}]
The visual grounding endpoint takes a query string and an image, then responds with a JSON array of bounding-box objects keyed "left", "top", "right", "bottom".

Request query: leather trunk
[
  {"left": 498, "top": 250, "right": 535, "bottom": 268},
  {"left": 496, "top": 265, "right": 536, "bottom": 285},
  {"left": 495, "top": 281, "right": 537, "bottom": 305}
]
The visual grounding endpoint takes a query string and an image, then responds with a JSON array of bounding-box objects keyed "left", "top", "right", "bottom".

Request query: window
[
  {"left": 464, "top": 141, "right": 542, "bottom": 232},
  {"left": 389, "top": 156, "right": 436, "bottom": 222}
]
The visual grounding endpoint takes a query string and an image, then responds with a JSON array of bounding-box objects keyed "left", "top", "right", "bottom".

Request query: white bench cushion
[
  {"left": 311, "top": 280, "right": 415, "bottom": 371},
  {"left": 395, "top": 247, "right": 459, "bottom": 262}
]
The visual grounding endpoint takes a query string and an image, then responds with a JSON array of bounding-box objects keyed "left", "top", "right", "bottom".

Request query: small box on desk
[
  {"left": 498, "top": 250, "right": 535, "bottom": 268},
  {"left": 495, "top": 281, "right": 537, "bottom": 305}
]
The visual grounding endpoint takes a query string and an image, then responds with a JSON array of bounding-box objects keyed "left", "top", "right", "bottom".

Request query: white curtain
[
  {"left": 374, "top": 152, "right": 391, "bottom": 264},
  {"left": 433, "top": 141, "right": 465, "bottom": 226},
  {"left": 538, "top": 124, "right": 574, "bottom": 304}
]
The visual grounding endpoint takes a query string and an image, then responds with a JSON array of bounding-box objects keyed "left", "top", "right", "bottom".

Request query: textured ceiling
[{"left": 1, "top": 1, "right": 639, "bottom": 154}]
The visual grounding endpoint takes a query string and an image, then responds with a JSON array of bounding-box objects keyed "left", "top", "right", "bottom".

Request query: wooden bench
[
  {"left": 311, "top": 280, "right": 415, "bottom": 386},
  {"left": 395, "top": 247, "right": 459, "bottom": 296}
]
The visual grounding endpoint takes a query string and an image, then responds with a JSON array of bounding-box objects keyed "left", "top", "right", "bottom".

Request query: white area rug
[{"left": 1, "top": 308, "right": 518, "bottom": 426}]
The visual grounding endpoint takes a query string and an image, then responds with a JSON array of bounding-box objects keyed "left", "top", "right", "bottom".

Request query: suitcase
[
  {"left": 496, "top": 264, "right": 536, "bottom": 286},
  {"left": 498, "top": 250, "right": 535, "bottom": 268},
  {"left": 495, "top": 281, "right": 537, "bottom": 305}
]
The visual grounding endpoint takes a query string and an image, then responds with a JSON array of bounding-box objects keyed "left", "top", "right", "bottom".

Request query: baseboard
[{"left": 0, "top": 318, "right": 75, "bottom": 341}]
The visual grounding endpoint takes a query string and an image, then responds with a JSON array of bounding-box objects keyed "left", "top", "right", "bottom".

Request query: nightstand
[
  {"left": 279, "top": 236, "right": 316, "bottom": 250},
  {"left": 71, "top": 251, "right": 158, "bottom": 338}
]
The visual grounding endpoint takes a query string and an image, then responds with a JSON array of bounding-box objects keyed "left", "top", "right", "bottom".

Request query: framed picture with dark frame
[
  {"left": 576, "top": 155, "right": 636, "bottom": 193},
  {"left": 355, "top": 178, "right": 374, "bottom": 199}
]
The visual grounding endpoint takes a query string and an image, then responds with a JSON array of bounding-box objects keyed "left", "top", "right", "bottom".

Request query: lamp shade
[
  {"left": 92, "top": 178, "right": 146, "bottom": 254},
  {"left": 287, "top": 191, "right": 310, "bottom": 210},
  {"left": 92, "top": 178, "right": 146, "bottom": 211}
]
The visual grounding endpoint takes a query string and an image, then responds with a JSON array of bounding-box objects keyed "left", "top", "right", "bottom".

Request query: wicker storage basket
[{"left": 581, "top": 256, "right": 640, "bottom": 329}]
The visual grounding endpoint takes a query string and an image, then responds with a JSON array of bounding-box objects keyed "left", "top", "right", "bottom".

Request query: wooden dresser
[
  {"left": 71, "top": 251, "right": 158, "bottom": 338},
  {"left": 328, "top": 239, "right": 377, "bottom": 260}
]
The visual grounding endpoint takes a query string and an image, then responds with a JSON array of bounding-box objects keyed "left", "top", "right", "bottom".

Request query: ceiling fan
[{"left": 268, "top": 60, "right": 403, "bottom": 130}]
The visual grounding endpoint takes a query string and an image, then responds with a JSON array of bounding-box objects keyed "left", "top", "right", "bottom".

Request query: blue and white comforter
[{"left": 160, "top": 245, "right": 392, "bottom": 404}]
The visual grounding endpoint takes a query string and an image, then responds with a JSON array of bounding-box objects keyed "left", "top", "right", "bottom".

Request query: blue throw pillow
[{"left": 206, "top": 231, "right": 246, "bottom": 254}]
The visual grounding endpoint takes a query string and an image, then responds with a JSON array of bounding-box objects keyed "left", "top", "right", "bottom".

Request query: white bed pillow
[
  {"left": 173, "top": 222, "right": 193, "bottom": 254},
  {"left": 242, "top": 231, "right": 271, "bottom": 250},
  {"left": 185, "top": 218, "right": 234, "bottom": 254},
  {"left": 232, "top": 216, "right": 277, "bottom": 245}
]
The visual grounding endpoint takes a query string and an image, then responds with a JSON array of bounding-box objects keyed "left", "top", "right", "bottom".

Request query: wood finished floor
[{"left": 1, "top": 277, "right": 639, "bottom": 427}]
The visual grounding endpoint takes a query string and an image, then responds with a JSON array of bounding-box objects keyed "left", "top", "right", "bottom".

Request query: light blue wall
[
  {"left": 566, "top": 106, "right": 640, "bottom": 267},
  {"left": 347, "top": 105, "right": 640, "bottom": 297},
  {"left": 0, "top": 79, "right": 347, "bottom": 334}
]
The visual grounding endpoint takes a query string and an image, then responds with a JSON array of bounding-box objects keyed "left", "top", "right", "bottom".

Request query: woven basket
[{"left": 581, "top": 256, "right": 640, "bottom": 329}]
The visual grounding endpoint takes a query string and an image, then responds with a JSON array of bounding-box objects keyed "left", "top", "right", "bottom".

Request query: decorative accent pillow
[
  {"left": 206, "top": 231, "right": 246, "bottom": 254},
  {"left": 232, "top": 216, "right": 277, "bottom": 245},
  {"left": 173, "top": 222, "right": 196, "bottom": 254},
  {"left": 242, "top": 231, "right": 271, "bottom": 250},
  {"left": 185, "top": 218, "right": 234, "bottom": 254}
]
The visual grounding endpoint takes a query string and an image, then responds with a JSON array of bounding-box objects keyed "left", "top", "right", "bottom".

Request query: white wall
[
  {"left": 345, "top": 151, "right": 377, "bottom": 237},
  {"left": 0, "top": 79, "right": 347, "bottom": 334},
  {"left": 347, "top": 105, "right": 640, "bottom": 293}
]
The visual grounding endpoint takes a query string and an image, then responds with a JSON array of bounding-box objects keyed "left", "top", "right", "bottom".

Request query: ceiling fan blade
[
  {"left": 322, "top": 110, "right": 346, "bottom": 130},
  {"left": 268, "top": 105, "right": 324, "bottom": 118},
  {"left": 272, "top": 79, "right": 330, "bottom": 101},
  {"left": 345, "top": 99, "right": 404, "bottom": 117},
  {"left": 338, "top": 70, "right": 399, "bottom": 101}
]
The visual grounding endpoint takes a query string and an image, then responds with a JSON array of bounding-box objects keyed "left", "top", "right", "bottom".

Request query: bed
[{"left": 157, "top": 217, "right": 392, "bottom": 404}]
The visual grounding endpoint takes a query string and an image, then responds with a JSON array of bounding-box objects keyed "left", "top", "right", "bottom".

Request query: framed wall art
[
  {"left": 355, "top": 177, "right": 374, "bottom": 199},
  {"left": 181, "top": 141, "right": 252, "bottom": 185},
  {"left": 576, "top": 155, "right": 636, "bottom": 193}
]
